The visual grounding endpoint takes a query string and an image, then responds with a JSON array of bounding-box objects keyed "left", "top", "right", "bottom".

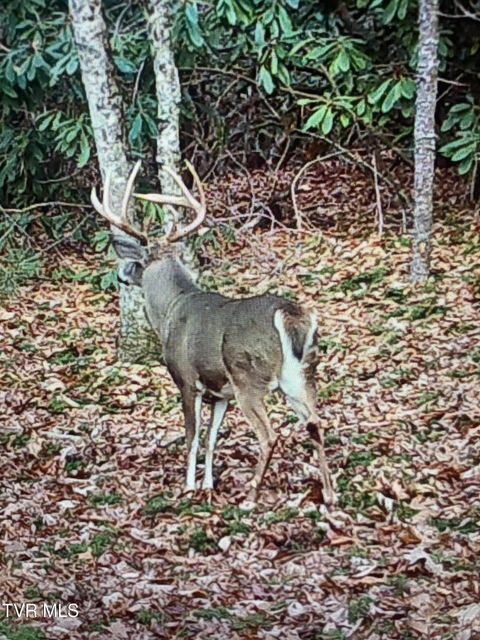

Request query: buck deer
[{"left": 90, "top": 161, "right": 335, "bottom": 504}]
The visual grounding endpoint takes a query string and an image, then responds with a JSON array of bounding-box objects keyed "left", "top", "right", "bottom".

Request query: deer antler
[
  {"left": 91, "top": 161, "right": 148, "bottom": 245},
  {"left": 135, "top": 160, "right": 206, "bottom": 242}
]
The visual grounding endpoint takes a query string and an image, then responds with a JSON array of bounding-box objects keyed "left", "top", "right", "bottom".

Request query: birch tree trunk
[
  {"left": 144, "top": 0, "right": 196, "bottom": 267},
  {"left": 411, "top": 0, "right": 439, "bottom": 282},
  {"left": 69, "top": 0, "right": 157, "bottom": 361},
  {"left": 144, "top": 0, "right": 181, "bottom": 193}
]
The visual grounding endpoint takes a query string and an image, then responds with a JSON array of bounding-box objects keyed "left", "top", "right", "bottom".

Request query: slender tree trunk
[
  {"left": 411, "top": 0, "right": 439, "bottom": 282},
  {"left": 144, "top": 0, "right": 196, "bottom": 266},
  {"left": 144, "top": 0, "right": 181, "bottom": 192},
  {"left": 69, "top": 0, "right": 157, "bottom": 361}
]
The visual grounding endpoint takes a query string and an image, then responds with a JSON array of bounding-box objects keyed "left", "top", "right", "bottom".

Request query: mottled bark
[
  {"left": 144, "top": 0, "right": 195, "bottom": 266},
  {"left": 411, "top": 0, "right": 439, "bottom": 282},
  {"left": 70, "top": 0, "right": 157, "bottom": 361},
  {"left": 144, "top": 0, "right": 181, "bottom": 192}
]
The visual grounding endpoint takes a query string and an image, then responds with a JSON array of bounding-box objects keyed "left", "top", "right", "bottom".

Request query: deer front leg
[
  {"left": 202, "top": 399, "right": 229, "bottom": 490},
  {"left": 182, "top": 388, "right": 203, "bottom": 492}
]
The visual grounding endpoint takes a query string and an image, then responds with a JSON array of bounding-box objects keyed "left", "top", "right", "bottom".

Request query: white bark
[
  {"left": 411, "top": 0, "right": 439, "bottom": 282},
  {"left": 70, "top": 0, "right": 156, "bottom": 361},
  {"left": 144, "top": 0, "right": 195, "bottom": 267},
  {"left": 144, "top": 0, "right": 181, "bottom": 193}
]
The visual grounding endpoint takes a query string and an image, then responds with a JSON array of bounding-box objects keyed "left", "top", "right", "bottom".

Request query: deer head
[{"left": 90, "top": 160, "right": 206, "bottom": 286}]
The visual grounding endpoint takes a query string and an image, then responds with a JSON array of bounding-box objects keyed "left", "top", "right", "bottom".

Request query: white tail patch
[{"left": 274, "top": 310, "right": 317, "bottom": 400}]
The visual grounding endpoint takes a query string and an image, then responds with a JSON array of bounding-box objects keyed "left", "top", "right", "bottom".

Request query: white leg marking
[
  {"left": 202, "top": 399, "right": 228, "bottom": 490},
  {"left": 185, "top": 394, "right": 203, "bottom": 491}
]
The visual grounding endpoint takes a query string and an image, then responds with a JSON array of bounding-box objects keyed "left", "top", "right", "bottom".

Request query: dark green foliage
[{"left": 0, "top": 0, "right": 479, "bottom": 272}]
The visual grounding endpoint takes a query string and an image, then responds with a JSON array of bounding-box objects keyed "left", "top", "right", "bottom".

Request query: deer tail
[{"left": 273, "top": 307, "right": 317, "bottom": 365}]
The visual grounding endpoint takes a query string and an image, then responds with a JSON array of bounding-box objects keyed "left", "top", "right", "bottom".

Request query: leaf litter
[{"left": 1, "top": 169, "right": 479, "bottom": 639}]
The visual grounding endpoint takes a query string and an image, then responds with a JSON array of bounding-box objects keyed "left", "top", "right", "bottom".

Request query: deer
[{"left": 90, "top": 161, "right": 335, "bottom": 505}]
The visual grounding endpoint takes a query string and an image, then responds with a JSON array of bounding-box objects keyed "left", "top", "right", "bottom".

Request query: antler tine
[
  {"left": 185, "top": 160, "right": 206, "bottom": 211},
  {"left": 163, "top": 166, "right": 201, "bottom": 211},
  {"left": 90, "top": 164, "right": 148, "bottom": 245},
  {"left": 165, "top": 162, "right": 206, "bottom": 242},
  {"left": 90, "top": 184, "right": 106, "bottom": 216},
  {"left": 121, "top": 160, "right": 142, "bottom": 221}
]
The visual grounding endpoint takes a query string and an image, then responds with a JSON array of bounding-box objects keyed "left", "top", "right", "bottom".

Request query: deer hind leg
[
  {"left": 281, "top": 378, "right": 336, "bottom": 505},
  {"left": 202, "top": 399, "right": 229, "bottom": 490},
  {"left": 233, "top": 387, "right": 278, "bottom": 500},
  {"left": 182, "top": 388, "right": 203, "bottom": 492}
]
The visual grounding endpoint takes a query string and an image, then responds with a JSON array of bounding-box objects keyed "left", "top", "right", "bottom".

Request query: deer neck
[{"left": 142, "top": 256, "right": 200, "bottom": 341}]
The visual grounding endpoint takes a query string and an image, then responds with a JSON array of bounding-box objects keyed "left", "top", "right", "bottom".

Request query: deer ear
[
  {"left": 118, "top": 260, "right": 144, "bottom": 286},
  {"left": 111, "top": 234, "right": 145, "bottom": 261}
]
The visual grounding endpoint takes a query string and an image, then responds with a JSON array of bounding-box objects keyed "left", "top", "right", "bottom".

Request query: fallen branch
[{"left": 291, "top": 151, "right": 344, "bottom": 230}]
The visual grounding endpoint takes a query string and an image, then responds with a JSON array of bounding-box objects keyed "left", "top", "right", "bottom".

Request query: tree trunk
[
  {"left": 69, "top": 0, "right": 157, "bottom": 361},
  {"left": 144, "top": 0, "right": 181, "bottom": 192},
  {"left": 144, "top": 0, "right": 196, "bottom": 267},
  {"left": 410, "top": 0, "right": 439, "bottom": 283}
]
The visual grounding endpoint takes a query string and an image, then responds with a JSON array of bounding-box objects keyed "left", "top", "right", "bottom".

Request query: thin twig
[
  {"left": 372, "top": 151, "right": 384, "bottom": 235},
  {"left": 291, "top": 152, "right": 344, "bottom": 230},
  {"left": 439, "top": 0, "right": 480, "bottom": 20},
  {"left": 296, "top": 128, "right": 411, "bottom": 213},
  {"left": 132, "top": 58, "right": 145, "bottom": 104},
  {"left": 0, "top": 202, "right": 90, "bottom": 214},
  {"left": 274, "top": 136, "right": 291, "bottom": 173}
]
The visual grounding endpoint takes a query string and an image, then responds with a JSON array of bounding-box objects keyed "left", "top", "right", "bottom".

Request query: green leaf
[
  {"left": 305, "top": 43, "right": 335, "bottom": 61},
  {"left": 278, "top": 7, "right": 293, "bottom": 35},
  {"left": 286, "top": 0, "right": 299, "bottom": 7},
  {"left": 381, "top": 82, "right": 401, "bottom": 112},
  {"left": 66, "top": 58, "right": 78, "bottom": 75},
  {"left": 115, "top": 57, "right": 136, "bottom": 74},
  {"left": 383, "top": 0, "right": 399, "bottom": 24},
  {"left": 37, "top": 113, "right": 55, "bottom": 132},
  {"left": 368, "top": 79, "right": 391, "bottom": 105},
  {"left": 440, "top": 137, "right": 475, "bottom": 153},
  {"left": 271, "top": 50, "right": 278, "bottom": 75},
  {"left": 459, "top": 156, "right": 474, "bottom": 175},
  {"left": 459, "top": 111, "right": 475, "bottom": 129},
  {"left": 356, "top": 99, "right": 366, "bottom": 116},
  {"left": 451, "top": 144, "right": 476, "bottom": 162},
  {"left": 449, "top": 102, "right": 471, "bottom": 114},
  {"left": 397, "top": 0, "right": 409, "bottom": 20},
  {"left": 277, "top": 63, "right": 290, "bottom": 85},
  {"left": 185, "top": 3, "right": 199, "bottom": 25},
  {"left": 128, "top": 113, "right": 143, "bottom": 145},
  {"left": 65, "top": 127, "right": 79, "bottom": 143},
  {"left": 77, "top": 133, "right": 91, "bottom": 168},
  {"left": 322, "top": 108, "right": 334, "bottom": 135},
  {"left": 143, "top": 113, "right": 158, "bottom": 137},
  {"left": 224, "top": 0, "right": 237, "bottom": 25},
  {"left": 186, "top": 3, "right": 204, "bottom": 47},
  {"left": 338, "top": 49, "right": 350, "bottom": 73},
  {"left": 259, "top": 66, "right": 274, "bottom": 94},
  {"left": 304, "top": 105, "right": 327, "bottom": 130},
  {"left": 400, "top": 78, "right": 415, "bottom": 99},
  {"left": 2, "top": 85, "right": 17, "bottom": 98},
  {"left": 255, "top": 22, "right": 265, "bottom": 46}
]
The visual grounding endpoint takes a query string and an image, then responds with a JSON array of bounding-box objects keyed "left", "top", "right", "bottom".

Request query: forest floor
[{"left": 1, "top": 164, "right": 480, "bottom": 639}]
